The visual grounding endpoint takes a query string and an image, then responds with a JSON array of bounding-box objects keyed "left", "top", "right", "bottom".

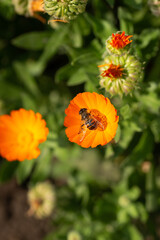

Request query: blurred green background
[{"left": 0, "top": 0, "right": 160, "bottom": 239}]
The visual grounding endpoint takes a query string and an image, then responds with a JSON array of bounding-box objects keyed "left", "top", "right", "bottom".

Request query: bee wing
[
  {"left": 78, "top": 121, "right": 87, "bottom": 143},
  {"left": 90, "top": 114, "right": 105, "bottom": 131},
  {"left": 79, "top": 128, "right": 87, "bottom": 143}
]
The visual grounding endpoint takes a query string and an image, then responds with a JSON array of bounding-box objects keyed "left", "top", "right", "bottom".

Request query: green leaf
[
  {"left": 21, "top": 92, "right": 37, "bottom": 111},
  {"left": 120, "top": 104, "right": 132, "bottom": 120},
  {"left": 137, "top": 29, "right": 160, "bottom": 60},
  {"left": 0, "top": 80, "right": 23, "bottom": 100},
  {"left": 136, "top": 91, "right": 160, "bottom": 114},
  {"left": 118, "top": 7, "right": 134, "bottom": 34},
  {"left": 114, "top": 125, "right": 121, "bottom": 143},
  {"left": 123, "top": 0, "right": 143, "bottom": 9},
  {"left": 127, "top": 186, "right": 140, "bottom": 200},
  {"left": 0, "top": 161, "right": 19, "bottom": 183},
  {"left": 85, "top": 14, "right": 116, "bottom": 41},
  {"left": 67, "top": 68, "right": 89, "bottom": 86},
  {"left": 37, "top": 26, "right": 69, "bottom": 74},
  {"left": 105, "top": 0, "right": 115, "bottom": 8},
  {"left": 55, "top": 64, "right": 77, "bottom": 83},
  {"left": 127, "top": 225, "right": 143, "bottom": 240},
  {"left": 31, "top": 148, "right": 52, "bottom": 183},
  {"left": 150, "top": 118, "right": 160, "bottom": 143},
  {"left": 0, "top": 0, "right": 14, "bottom": 19},
  {"left": 123, "top": 130, "right": 154, "bottom": 167},
  {"left": 13, "top": 62, "right": 41, "bottom": 98},
  {"left": 138, "top": 29, "right": 160, "bottom": 49},
  {"left": 16, "top": 159, "right": 36, "bottom": 184},
  {"left": 12, "top": 32, "right": 51, "bottom": 50}
]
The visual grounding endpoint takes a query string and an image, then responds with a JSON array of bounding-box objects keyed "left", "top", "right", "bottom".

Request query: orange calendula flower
[
  {"left": 106, "top": 31, "right": 133, "bottom": 55},
  {"left": 0, "top": 109, "right": 49, "bottom": 161},
  {"left": 64, "top": 92, "right": 119, "bottom": 148}
]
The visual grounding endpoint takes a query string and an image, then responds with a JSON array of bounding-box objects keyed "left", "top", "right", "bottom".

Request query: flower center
[
  {"left": 89, "top": 109, "right": 107, "bottom": 131},
  {"left": 17, "top": 130, "right": 34, "bottom": 146},
  {"left": 110, "top": 31, "right": 132, "bottom": 49},
  {"left": 99, "top": 63, "right": 124, "bottom": 79}
]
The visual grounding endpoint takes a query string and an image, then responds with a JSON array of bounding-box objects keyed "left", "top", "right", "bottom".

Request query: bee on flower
[
  {"left": 98, "top": 54, "right": 142, "bottom": 96},
  {"left": 64, "top": 92, "right": 119, "bottom": 148},
  {"left": 0, "top": 108, "right": 49, "bottom": 161},
  {"left": 106, "top": 31, "right": 133, "bottom": 56}
]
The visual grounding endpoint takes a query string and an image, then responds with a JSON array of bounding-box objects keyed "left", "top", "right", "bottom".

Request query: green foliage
[{"left": 0, "top": 0, "right": 160, "bottom": 239}]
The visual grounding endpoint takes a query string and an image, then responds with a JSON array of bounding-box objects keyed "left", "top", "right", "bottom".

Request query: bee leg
[{"left": 78, "top": 124, "right": 84, "bottom": 134}]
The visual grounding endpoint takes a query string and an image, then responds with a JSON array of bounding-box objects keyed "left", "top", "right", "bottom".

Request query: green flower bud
[
  {"left": 44, "top": 0, "right": 88, "bottom": 21},
  {"left": 98, "top": 54, "right": 142, "bottom": 96},
  {"left": 106, "top": 31, "right": 133, "bottom": 56}
]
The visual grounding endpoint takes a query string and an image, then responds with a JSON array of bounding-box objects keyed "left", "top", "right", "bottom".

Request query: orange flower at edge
[
  {"left": 64, "top": 92, "right": 119, "bottom": 148},
  {"left": 0, "top": 109, "right": 49, "bottom": 161},
  {"left": 110, "top": 31, "right": 133, "bottom": 49}
]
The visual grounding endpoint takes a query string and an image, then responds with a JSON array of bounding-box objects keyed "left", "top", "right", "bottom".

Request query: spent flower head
[
  {"left": 28, "top": 181, "right": 56, "bottom": 219},
  {"left": 67, "top": 231, "right": 82, "bottom": 240},
  {"left": 106, "top": 31, "right": 133, "bottom": 56},
  {"left": 98, "top": 54, "right": 142, "bottom": 96},
  {"left": 148, "top": 0, "right": 160, "bottom": 16}
]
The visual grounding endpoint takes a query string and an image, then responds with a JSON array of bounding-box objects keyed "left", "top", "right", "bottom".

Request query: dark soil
[{"left": 0, "top": 179, "right": 51, "bottom": 240}]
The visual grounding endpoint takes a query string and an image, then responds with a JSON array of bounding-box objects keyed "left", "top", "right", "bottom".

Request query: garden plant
[{"left": 0, "top": 0, "right": 160, "bottom": 239}]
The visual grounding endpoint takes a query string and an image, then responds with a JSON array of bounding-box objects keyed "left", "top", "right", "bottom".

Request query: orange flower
[
  {"left": 110, "top": 31, "right": 133, "bottom": 49},
  {"left": 106, "top": 31, "right": 133, "bottom": 55},
  {"left": 0, "top": 109, "right": 49, "bottom": 161},
  {"left": 64, "top": 92, "right": 119, "bottom": 148},
  {"left": 98, "top": 63, "right": 124, "bottom": 79}
]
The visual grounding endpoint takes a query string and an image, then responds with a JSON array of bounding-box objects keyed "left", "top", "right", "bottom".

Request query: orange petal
[{"left": 73, "top": 93, "right": 89, "bottom": 109}]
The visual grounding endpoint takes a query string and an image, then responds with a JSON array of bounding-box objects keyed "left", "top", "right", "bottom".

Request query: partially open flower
[
  {"left": 0, "top": 108, "right": 49, "bottom": 161},
  {"left": 44, "top": 0, "right": 88, "bottom": 22},
  {"left": 64, "top": 92, "right": 119, "bottom": 148},
  {"left": 28, "top": 181, "right": 56, "bottom": 219},
  {"left": 106, "top": 31, "right": 133, "bottom": 56},
  {"left": 98, "top": 54, "right": 141, "bottom": 96}
]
